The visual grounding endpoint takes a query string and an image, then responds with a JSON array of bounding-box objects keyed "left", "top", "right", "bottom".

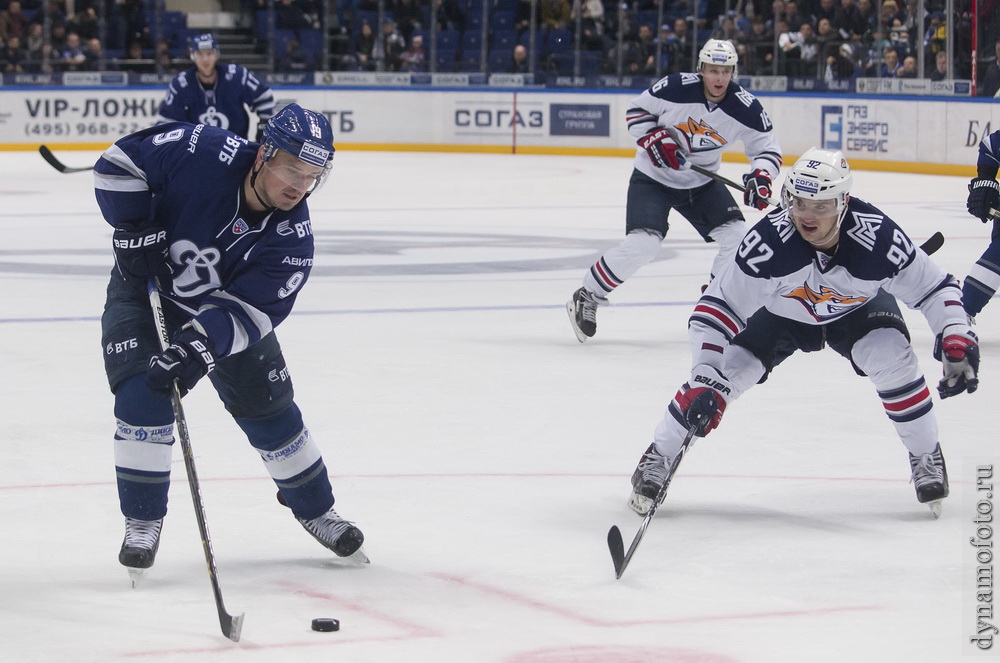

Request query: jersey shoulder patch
[
  {"left": 718, "top": 84, "right": 773, "bottom": 131},
  {"left": 649, "top": 73, "right": 708, "bottom": 103},
  {"left": 840, "top": 198, "right": 915, "bottom": 278},
  {"left": 734, "top": 211, "right": 806, "bottom": 278}
]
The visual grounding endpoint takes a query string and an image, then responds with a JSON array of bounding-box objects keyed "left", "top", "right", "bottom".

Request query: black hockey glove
[
  {"left": 934, "top": 329, "right": 979, "bottom": 399},
  {"left": 637, "top": 128, "right": 686, "bottom": 170},
  {"left": 742, "top": 169, "right": 773, "bottom": 210},
  {"left": 967, "top": 177, "right": 999, "bottom": 222},
  {"left": 674, "top": 365, "right": 732, "bottom": 436},
  {"left": 113, "top": 224, "right": 173, "bottom": 283},
  {"left": 147, "top": 326, "right": 217, "bottom": 395}
]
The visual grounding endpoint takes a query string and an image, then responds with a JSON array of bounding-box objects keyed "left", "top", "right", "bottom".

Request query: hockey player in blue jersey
[
  {"left": 566, "top": 39, "right": 782, "bottom": 342},
  {"left": 963, "top": 130, "right": 1000, "bottom": 319},
  {"left": 95, "top": 104, "right": 366, "bottom": 576},
  {"left": 628, "top": 148, "right": 979, "bottom": 519},
  {"left": 154, "top": 33, "right": 275, "bottom": 141}
]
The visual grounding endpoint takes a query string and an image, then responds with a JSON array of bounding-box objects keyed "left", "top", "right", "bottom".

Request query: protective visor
[{"left": 263, "top": 159, "right": 332, "bottom": 194}]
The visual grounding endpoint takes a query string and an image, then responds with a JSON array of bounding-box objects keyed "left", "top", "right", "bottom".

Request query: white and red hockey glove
[
  {"left": 675, "top": 365, "right": 733, "bottom": 436},
  {"left": 637, "top": 128, "right": 686, "bottom": 170},
  {"left": 934, "top": 329, "right": 979, "bottom": 399},
  {"left": 742, "top": 169, "right": 773, "bottom": 210}
]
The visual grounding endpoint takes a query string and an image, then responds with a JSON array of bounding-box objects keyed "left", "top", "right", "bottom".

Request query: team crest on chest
[
  {"left": 232, "top": 218, "right": 249, "bottom": 235},
  {"left": 673, "top": 117, "right": 727, "bottom": 151},
  {"left": 783, "top": 282, "right": 869, "bottom": 321}
]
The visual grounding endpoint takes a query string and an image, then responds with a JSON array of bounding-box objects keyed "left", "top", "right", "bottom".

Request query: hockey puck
[{"left": 311, "top": 618, "right": 339, "bottom": 632}]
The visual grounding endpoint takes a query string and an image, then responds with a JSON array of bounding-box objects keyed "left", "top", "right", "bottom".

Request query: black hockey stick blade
[
  {"left": 221, "top": 610, "right": 245, "bottom": 642},
  {"left": 608, "top": 526, "right": 626, "bottom": 577},
  {"left": 919, "top": 232, "right": 944, "bottom": 256},
  {"left": 38, "top": 145, "right": 93, "bottom": 173}
]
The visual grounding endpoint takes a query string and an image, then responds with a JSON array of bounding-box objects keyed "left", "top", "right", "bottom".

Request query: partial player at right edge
[
  {"left": 627, "top": 148, "right": 979, "bottom": 520},
  {"left": 961, "top": 129, "right": 1000, "bottom": 321}
]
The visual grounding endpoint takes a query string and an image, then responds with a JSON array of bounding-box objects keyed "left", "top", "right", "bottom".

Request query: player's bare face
[
  {"left": 254, "top": 150, "right": 325, "bottom": 210},
  {"left": 701, "top": 65, "right": 733, "bottom": 103},
  {"left": 790, "top": 197, "right": 841, "bottom": 250},
  {"left": 193, "top": 50, "right": 219, "bottom": 82}
]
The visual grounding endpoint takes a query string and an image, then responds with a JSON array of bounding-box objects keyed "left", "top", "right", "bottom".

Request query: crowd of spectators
[
  {"left": 0, "top": 0, "right": 184, "bottom": 74},
  {"left": 305, "top": 0, "right": 995, "bottom": 92},
  {"left": 1, "top": 0, "right": 997, "bottom": 95}
]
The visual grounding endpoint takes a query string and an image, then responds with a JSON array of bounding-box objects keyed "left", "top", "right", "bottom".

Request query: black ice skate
[
  {"left": 297, "top": 506, "right": 369, "bottom": 563},
  {"left": 629, "top": 443, "right": 671, "bottom": 516},
  {"left": 566, "top": 288, "right": 606, "bottom": 343},
  {"left": 909, "top": 444, "right": 949, "bottom": 518},
  {"left": 119, "top": 517, "right": 163, "bottom": 587}
]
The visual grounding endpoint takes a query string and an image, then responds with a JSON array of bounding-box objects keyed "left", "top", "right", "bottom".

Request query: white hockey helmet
[
  {"left": 782, "top": 147, "right": 853, "bottom": 222},
  {"left": 698, "top": 39, "right": 738, "bottom": 75}
]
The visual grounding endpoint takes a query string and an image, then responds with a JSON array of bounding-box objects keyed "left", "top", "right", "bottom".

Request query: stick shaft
[{"left": 147, "top": 280, "right": 244, "bottom": 641}]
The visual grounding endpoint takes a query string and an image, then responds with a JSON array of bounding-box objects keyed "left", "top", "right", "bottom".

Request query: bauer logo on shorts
[{"left": 298, "top": 142, "right": 330, "bottom": 167}]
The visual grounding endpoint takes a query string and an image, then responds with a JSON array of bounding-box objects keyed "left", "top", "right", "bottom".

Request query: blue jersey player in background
[
  {"left": 95, "top": 104, "right": 367, "bottom": 578},
  {"left": 155, "top": 33, "right": 275, "bottom": 141},
  {"left": 627, "top": 148, "right": 979, "bottom": 520},
  {"left": 963, "top": 130, "right": 1000, "bottom": 320}
]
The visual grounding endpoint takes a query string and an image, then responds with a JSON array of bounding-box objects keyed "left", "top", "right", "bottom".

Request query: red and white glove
[
  {"left": 674, "top": 365, "right": 733, "bottom": 436},
  {"left": 934, "top": 329, "right": 980, "bottom": 398},
  {"left": 637, "top": 128, "right": 686, "bottom": 170},
  {"left": 742, "top": 169, "right": 773, "bottom": 210}
]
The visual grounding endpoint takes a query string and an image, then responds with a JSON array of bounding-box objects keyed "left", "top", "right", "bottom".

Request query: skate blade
[
  {"left": 566, "top": 301, "right": 588, "bottom": 343},
  {"left": 346, "top": 545, "right": 370, "bottom": 565},
  {"left": 928, "top": 500, "right": 943, "bottom": 519},
  {"left": 126, "top": 567, "right": 146, "bottom": 588}
]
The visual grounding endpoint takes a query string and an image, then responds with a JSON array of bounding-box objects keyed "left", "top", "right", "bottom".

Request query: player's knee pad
[
  {"left": 210, "top": 341, "right": 294, "bottom": 419},
  {"left": 620, "top": 228, "right": 664, "bottom": 264},
  {"left": 851, "top": 327, "right": 920, "bottom": 388},
  {"left": 722, "top": 344, "right": 766, "bottom": 398},
  {"left": 708, "top": 220, "right": 749, "bottom": 278}
]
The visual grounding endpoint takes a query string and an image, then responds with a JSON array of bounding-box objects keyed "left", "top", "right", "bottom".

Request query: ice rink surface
[{"left": 0, "top": 148, "right": 997, "bottom": 662}]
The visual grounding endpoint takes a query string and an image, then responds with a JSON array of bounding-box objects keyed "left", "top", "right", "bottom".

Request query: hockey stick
[
  {"left": 38, "top": 145, "right": 94, "bottom": 173},
  {"left": 608, "top": 406, "right": 710, "bottom": 580},
  {"left": 148, "top": 280, "right": 245, "bottom": 642},
  {"left": 688, "top": 162, "right": 781, "bottom": 207}
]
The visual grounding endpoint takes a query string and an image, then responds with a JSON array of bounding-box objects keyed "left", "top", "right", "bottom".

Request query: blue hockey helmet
[
  {"left": 260, "top": 104, "right": 335, "bottom": 192},
  {"left": 189, "top": 33, "right": 219, "bottom": 58}
]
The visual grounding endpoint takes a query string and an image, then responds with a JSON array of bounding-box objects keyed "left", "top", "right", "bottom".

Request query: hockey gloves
[
  {"left": 934, "top": 329, "right": 980, "bottom": 399},
  {"left": 967, "top": 177, "right": 999, "bottom": 222},
  {"left": 147, "top": 326, "right": 217, "bottom": 395},
  {"left": 113, "top": 224, "right": 173, "bottom": 284},
  {"left": 637, "top": 128, "right": 686, "bottom": 170},
  {"left": 742, "top": 169, "right": 773, "bottom": 210},
  {"left": 675, "top": 365, "right": 733, "bottom": 436}
]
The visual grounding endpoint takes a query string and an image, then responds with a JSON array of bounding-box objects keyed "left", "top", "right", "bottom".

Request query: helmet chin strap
[{"left": 249, "top": 163, "right": 276, "bottom": 211}]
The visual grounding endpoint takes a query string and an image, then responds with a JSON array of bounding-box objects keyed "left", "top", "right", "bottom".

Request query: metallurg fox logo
[
  {"left": 673, "top": 117, "right": 727, "bottom": 151},
  {"left": 783, "top": 282, "right": 869, "bottom": 321}
]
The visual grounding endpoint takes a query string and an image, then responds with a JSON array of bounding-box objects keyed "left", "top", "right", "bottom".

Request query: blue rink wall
[{"left": 2, "top": 85, "right": 998, "bottom": 175}]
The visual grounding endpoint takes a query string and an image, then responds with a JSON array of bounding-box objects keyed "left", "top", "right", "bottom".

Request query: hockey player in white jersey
[
  {"left": 567, "top": 39, "right": 782, "bottom": 342},
  {"left": 628, "top": 148, "right": 979, "bottom": 518}
]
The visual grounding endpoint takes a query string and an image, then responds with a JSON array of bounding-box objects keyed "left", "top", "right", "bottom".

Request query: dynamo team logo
[{"left": 198, "top": 106, "right": 230, "bottom": 130}]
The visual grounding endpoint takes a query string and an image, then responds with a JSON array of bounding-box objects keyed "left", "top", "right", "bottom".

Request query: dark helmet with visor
[{"left": 260, "top": 104, "right": 335, "bottom": 194}]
